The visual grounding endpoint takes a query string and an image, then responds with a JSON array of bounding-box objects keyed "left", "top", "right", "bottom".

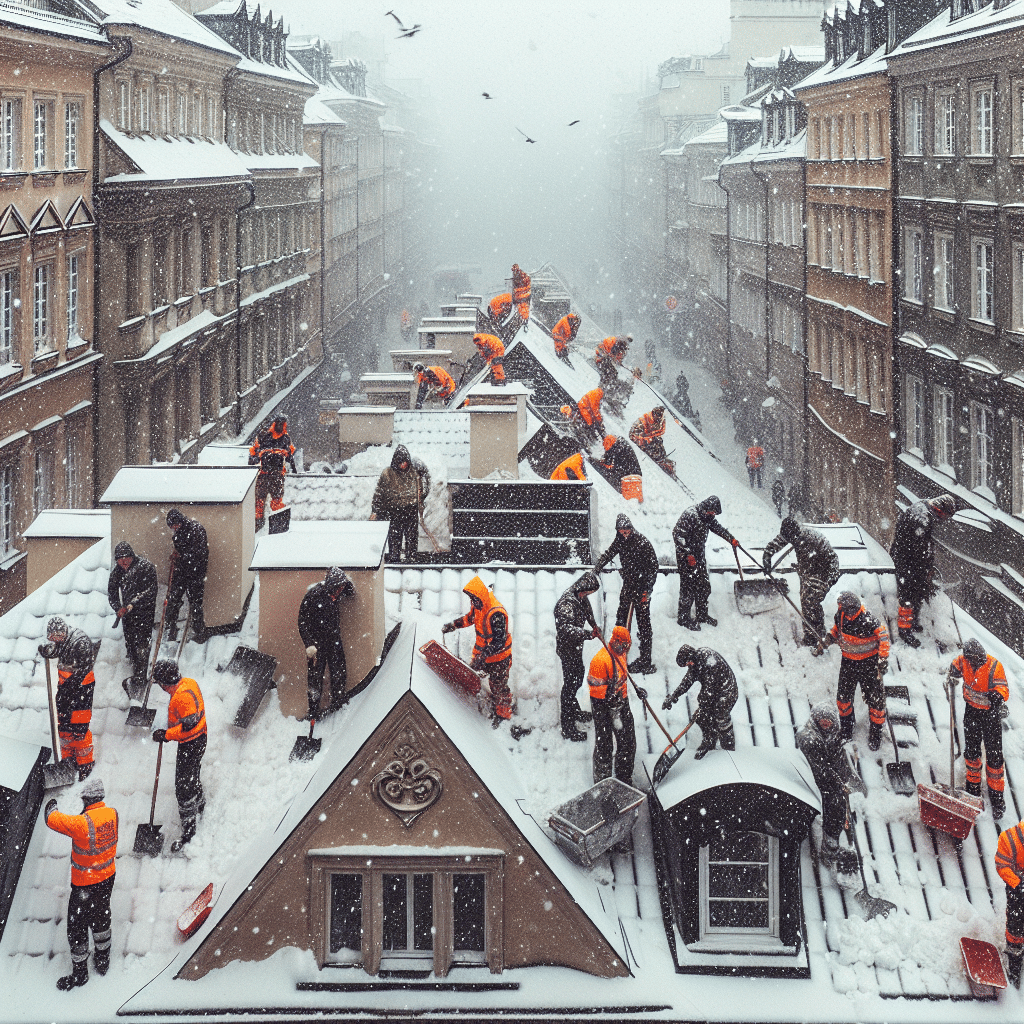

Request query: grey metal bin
[{"left": 548, "top": 778, "right": 645, "bottom": 867}]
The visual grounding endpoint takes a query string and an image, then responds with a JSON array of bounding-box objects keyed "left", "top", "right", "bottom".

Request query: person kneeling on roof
[
  {"left": 550, "top": 451, "right": 587, "bottom": 481},
  {"left": 664, "top": 644, "right": 737, "bottom": 760},
  {"left": 595, "top": 434, "right": 643, "bottom": 502},
  {"left": 588, "top": 626, "right": 644, "bottom": 785},
  {"left": 413, "top": 363, "right": 455, "bottom": 408}
]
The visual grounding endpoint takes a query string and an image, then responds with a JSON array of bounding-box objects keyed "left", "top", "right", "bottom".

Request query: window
[
  {"left": 64, "top": 101, "right": 80, "bottom": 168},
  {"left": 698, "top": 832, "right": 780, "bottom": 948},
  {"left": 138, "top": 86, "right": 150, "bottom": 132},
  {"left": 905, "top": 94, "right": 923, "bottom": 155},
  {"left": 935, "top": 234, "right": 955, "bottom": 311},
  {"left": 33, "top": 99, "right": 49, "bottom": 169},
  {"left": 1013, "top": 417, "right": 1024, "bottom": 516},
  {"left": 125, "top": 242, "right": 140, "bottom": 318},
  {"left": 207, "top": 96, "right": 216, "bottom": 139},
  {"left": 177, "top": 91, "right": 188, "bottom": 136},
  {"left": 1, "top": 98, "right": 22, "bottom": 171},
  {"left": 0, "top": 270, "right": 15, "bottom": 364},
  {"left": 118, "top": 81, "right": 130, "bottom": 131},
  {"left": 936, "top": 88, "right": 955, "bottom": 155},
  {"left": 0, "top": 465, "right": 11, "bottom": 555},
  {"left": 32, "top": 264, "right": 49, "bottom": 352},
  {"left": 311, "top": 852, "right": 500, "bottom": 974},
  {"left": 933, "top": 386, "right": 955, "bottom": 472},
  {"left": 153, "top": 235, "right": 169, "bottom": 307},
  {"left": 862, "top": 110, "right": 870, "bottom": 158},
  {"left": 905, "top": 374, "right": 924, "bottom": 453},
  {"left": 67, "top": 253, "right": 79, "bottom": 340},
  {"left": 157, "top": 89, "right": 170, "bottom": 135},
  {"left": 905, "top": 228, "right": 923, "bottom": 301},
  {"left": 973, "top": 238, "right": 994, "bottom": 321},
  {"left": 972, "top": 82, "right": 993, "bottom": 155},
  {"left": 970, "top": 400, "right": 994, "bottom": 494},
  {"left": 65, "top": 428, "right": 80, "bottom": 508},
  {"left": 218, "top": 218, "right": 230, "bottom": 280},
  {"left": 33, "top": 449, "right": 52, "bottom": 513}
]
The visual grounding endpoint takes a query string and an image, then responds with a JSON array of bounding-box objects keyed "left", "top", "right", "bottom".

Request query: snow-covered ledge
[{"left": 467, "top": 405, "right": 519, "bottom": 480}]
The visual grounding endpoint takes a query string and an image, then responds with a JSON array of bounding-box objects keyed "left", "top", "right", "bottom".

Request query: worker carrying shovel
[
  {"left": 299, "top": 567, "right": 356, "bottom": 720},
  {"left": 795, "top": 702, "right": 863, "bottom": 873},
  {"left": 950, "top": 638, "right": 1009, "bottom": 819},
  {"left": 107, "top": 542, "right": 158, "bottom": 685},
  {"left": 587, "top": 626, "right": 644, "bottom": 785},
  {"left": 761, "top": 517, "right": 840, "bottom": 646},
  {"left": 663, "top": 645, "right": 737, "bottom": 759},
  {"left": 673, "top": 495, "right": 738, "bottom": 631}
]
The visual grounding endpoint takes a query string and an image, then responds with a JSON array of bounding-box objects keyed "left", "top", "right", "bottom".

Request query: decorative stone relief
[{"left": 371, "top": 739, "right": 443, "bottom": 827}]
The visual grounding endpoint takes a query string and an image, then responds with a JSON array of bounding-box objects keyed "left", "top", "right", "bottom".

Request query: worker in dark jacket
[
  {"left": 795, "top": 702, "right": 862, "bottom": 870},
  {"left": 815, "top": 591, "right": 890, "bottom": 749},
  {"left": 151, "top": 660, "right": 207, "bottom": 851},
  {"left": 587, "top": 626, "right": 645, "bottom": 784},
  {"left": 38, "top": 616, "right": 96, "bottom": 781},
  {"left": 370, "top": 445, "right": 431, "bottom": 563},
  {"left": 165, "top": 508, "right": 208, "bottom": 643},
  {"left": 593, "top": 514, "right": 659, "bottom": 674},
  {"left": 995, "top": 818, "right": 1024, "bottom": 987},
  {"left": 889, "top": 493, "right": 955, "bottom": 647},
  {"left": 664, "top": 644, "right": 738, "bottom": 759},
  {"left": 554, "top": 572, "right": 600, "bottom": 741},
  {"left": 298, "top": 567, "right": 356, "bottom": 720},
  {"left": 762, "top": 518, "right": 841, "bottom": 645},
  {"left": 107, "top": 541, "right": 157, "bottom": 682},
  {"left": 45, "top": 778, "right": 117, "bottom": 989},
  {"left": 249, "top": 414, "right": 297, "bottom": 528},
  {"left": 673, "top": 495, "right": 737, "bottom": 630},
  {"left": 595, "top": 435, "right": 643, "bottom": 501},
  {"left": 950, "top": 638, "right": 1010, "bottom": 818}
]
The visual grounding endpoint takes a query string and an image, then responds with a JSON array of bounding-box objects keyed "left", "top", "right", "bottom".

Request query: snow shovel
[
  {"left": 416, "top": 476, "right": 441, "bottom": 554},
  {"left": 960, "top": 937, "right": 1008, "bottom": 996},
  {"left": 134, "top": 740, "right": 165, "bottom": 857},
  {"left": 731, "top": 545, "right": 782, "bottom": 615},
  {"left": 290, "top": 717, "right": 322, "bottom": 762},
  {"left": 651, "top": 707, "right": 701, "bottom": 786},
  {"left": 844, "top": 797, "right": 896, "bottom": 919},
  {"left": 41, "top": 657, "right": 77, "bottom": 789},
  {"left": 128, "top": 605, "right": 189, "bottom": 728},
  {"left": 177, "top": 883, "right": 215, "bottom": 939},
  {"left": 884, "top": 716, "right": 916, "bottom": 795}
]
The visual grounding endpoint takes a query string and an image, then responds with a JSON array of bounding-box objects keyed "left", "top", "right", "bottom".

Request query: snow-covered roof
[
  {"left": 94, "top": 0, "right": 240, "bottom": 56},
  {"left": 21, "top": 509, "right": 110, "bottom": 540},
  {"left": 0, "top": 1, "right": 105, "bottom": 42},
  {"left": 891, "top": 0, "right": 1024, "bottom": 57},
  {"left": 683, "top": 119, "right": 729, "bottom": 149},
  {"left": 249, "top": 520, "right": 387, "bottom": 570},
  {"left": 100, "top": 121, "right": 250, "bottom": 184},
  {"left": 99, "top": 465, "right": 258, "bottom": 504},
  {"left": 794, "top": 43, "right": 888, "bottom": 92}
]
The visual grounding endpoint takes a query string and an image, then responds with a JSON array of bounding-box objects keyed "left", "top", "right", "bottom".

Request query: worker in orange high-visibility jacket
[
  {"left": 551, "top": 312, "right": 580, "bottom": 363},
  {"left": 629, "top": 407, "right": 672, "bottom": 471},
  {"left": 249, "top": 414, "right": 297, "bottom": 526},
  {"left": 151, "top": 660, "right": 207, "bottom": 852},
  {"left": 473, "top": 332, "right": 506, "bottom": 385},
  {"left": 815, "top": 591, "right": 889, "bottom": 751},
  {"left": 950, "top": 638, "right": 1009, "bottom": 818},
  {"left": 575, "top": 387, "right": 605, "bottom": 441},
  {"left": 587, "top": 626, "right": 646, "bottom": 784},
  {"left": 512, "top": 264, "right": 531, "bottom": 326},
  {"left": 594, "top": 335, "right": 630, "bottom": 385},
  {"left": 38, "top": 616, "right": 96, "bottom": 781},
  {"left": 745, "top": 440, "right": 765, "bottom": 488},
  {"left": 487, "top": 292, "right": 514, "bottom": 328},
  {"left": 400, "top": 308, "right": 413, "bottom": 340},
  {"left": 45, "top": 777, "right": 117, "bottom": 990},
  {"left": 413, "top": 363, "right": 456, "bottom": 408},
  {"left": 551, "top": 452, "right": 587, "bottom": 481},
  {"left": 442, "top": 576, "right": 514, "bottom": 726},
  {"left": 995, "top": 818, "right": 1024, "bottom": 987}
]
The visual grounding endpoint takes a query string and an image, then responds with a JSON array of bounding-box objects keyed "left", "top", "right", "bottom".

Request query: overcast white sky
[{"left": 274, "top": 0, "right": 732, "bottom": 300}]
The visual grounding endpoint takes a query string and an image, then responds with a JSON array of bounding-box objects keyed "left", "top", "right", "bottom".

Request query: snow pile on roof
[
  {"left": 100, "top": 122, "right": 250, "bottom": 185},
  {"left": 95, "top": 0, "right": 239, "bottom": 55}
]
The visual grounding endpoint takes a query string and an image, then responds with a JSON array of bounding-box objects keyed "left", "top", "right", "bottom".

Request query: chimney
[
  {"left": 320, "top": 405, "right": 396, "bottom": 461},
  {"left": 461, "top": 381, "right": 532, "bottom": 449},
  {"left": 249, "top": 521, "right": 389, "bottom": 719},
  {"left": 467, "top": 405, "right": 519, "bottom": 479},
  {"left": 359, "top": 372, "right": 417, "bottom": 409},
  {"left": 23, "top": 510, "right": 110, "bottom": 595}
]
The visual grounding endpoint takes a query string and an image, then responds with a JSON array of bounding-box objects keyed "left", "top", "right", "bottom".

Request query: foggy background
[{"left": 273, "top": 0, "right": 730, "bottom": 297}]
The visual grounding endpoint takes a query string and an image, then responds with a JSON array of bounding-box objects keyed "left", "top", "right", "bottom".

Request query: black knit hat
[
  {"left": 166, "top": 508, "right": 186, "bottom": 527},
  {"left": 615, "top": 514, "right": 633, "bottom": 532},
  {"left": 114, "top": 541, "right": 135, "bottom": 561}
]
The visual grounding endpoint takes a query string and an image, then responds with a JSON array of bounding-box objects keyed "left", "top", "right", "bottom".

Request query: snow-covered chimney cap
[
  {"left": 250, "top": 521, "right": 388, "bottom": 571},
  {"left": 100, "top": 466, "right": 259, "bottom": 505}
]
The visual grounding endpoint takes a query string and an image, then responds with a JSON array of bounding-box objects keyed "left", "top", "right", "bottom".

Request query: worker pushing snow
[
  {"left": 672, "top": 495, "right": 738, "bottom": 631},
  {"left": 664, "top": 645, "right": 738, "bottom": 759}
]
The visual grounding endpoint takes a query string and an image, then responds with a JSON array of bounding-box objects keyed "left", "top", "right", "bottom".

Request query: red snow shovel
[
  {"left": 134, "top": 740, "right": 165, "bottom": 856},
  {"left": 960, "top": 937, "right": 1008, "bottom": 997},
  {"left": 177, "top": 883, "right": 215, "bottom": 938}
]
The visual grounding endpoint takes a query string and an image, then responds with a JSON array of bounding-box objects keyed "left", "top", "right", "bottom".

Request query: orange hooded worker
[
  {"left": 587, "top": 625, "right": 645, "bottom": 784},
  {"left": 551, "top": 312, "right": 580, "bottom": 364},
  {"left": 576, "top": 387, "right": 605, "bottom": 440},
  {"left": 442, "top": 576, "right": 514, "bottom": 726},
  {"left": 488, "top": 292, "right": 514, "bottom": 325},
  {"left": 413, "top": 363, "right": 456, "bottom": 408},
  {"left": 594, "top": 334, "right": 631, "bottom": 384},
  {"left": 512, "top": 263, "right": 531, "bottom": 326},
  {"left": 995, "top": 817, "right": 1024, "bottom": 986},
  {"left": 249, "top": 413, "right": 297, "bottom": 527},
  {"left": 551, "top": 451, "right": 587, "bottom": 481},
  {"left": 473, "top": 332, "right": 506, "bottom": 385}
]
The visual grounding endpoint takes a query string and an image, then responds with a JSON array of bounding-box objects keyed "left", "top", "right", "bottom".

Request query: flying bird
[
  {"left": 568, "top": 119, "right": 580, "bottom": 126},
  {"left": 516, "top": 127, "right": 537, "bottom": 143},
  {"left": 482, "top": 92, "right": 493, "bottom": 99},
  {"left": 385, "top": 10, "right": 421, "bottom": 37}
]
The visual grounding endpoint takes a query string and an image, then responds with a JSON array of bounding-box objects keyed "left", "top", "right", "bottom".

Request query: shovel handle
[
  {"left": 661, "top": 707, "right": 700, "bottom": 756},
  {"left": 737, "top": 539, "right": 826, "bottom": 644},
  {"left": 732, "top": 544, "right": 744, "bottom": 582},
  {"left": 42, "top": 657, "right": 62, "bottom": 766},
  {"left": 149, "top": 741, "right": 163, "bottom": 828}
]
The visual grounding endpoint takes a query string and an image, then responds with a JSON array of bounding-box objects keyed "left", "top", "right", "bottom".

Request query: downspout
[
  {"left": 719, "top": 172, "right": 733, "bottom": 383},
  {"left": 90, "top": 35, "right": 132, "bottom": 506},
  {"left": 233, "top": 180, "right": 256, "bottom": 437}
]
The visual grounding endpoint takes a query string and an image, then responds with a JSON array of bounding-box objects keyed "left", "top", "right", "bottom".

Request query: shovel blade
[
  {"left": 42, "top": 760, "right": 78, "bottom": 790},
  {"left": 289, "top": 735, "right": 322, "bottom": 762},
  {"left": 126, "top": 705, "right": 157, "bottom": 729},
  {"left": 854, "top": 888, "right": 896, "bottom": 920},
  {"left": 652, "top": 745, "right": 684, "bottom": 786},
  {"left": 734, "top": 579, "right": 785, "bottom": 616},
  {"left": 134, "top": 822, "right": 164, "bottom": 857},
  {"left": 886, "top": 760, "right": 917, "bottom": 796}
]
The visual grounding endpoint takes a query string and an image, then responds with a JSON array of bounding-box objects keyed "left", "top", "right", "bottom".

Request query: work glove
[
  {"left": 877, "top": 658, "right": 889, "bottom": 676},
  {"left": 812, "top": 643, "right": 825, "bottom": 657},
  {"left": 45, "top": 799, "right": 57, "bottom": 817},
  {"left": 990, "top": 692, "right": 1005, "bottom": 718},
  {"left": 305, "top": 645, "right": 317, "bottom": 660},
  {"left": 731, "top": 538, "right": 739, "bottom": 548},
  {"left": 152, "top": 729, "right": 167, "bottom": 744},
  {"left": 687, "top": 554, "right": 697, "bottom": 568},
  {"left": 662, "top": 695, "right": 673, "bottom": 711},
  {"left": 634, "top": 686, "right": 648, "bottom": 702},
  {"left": 470, "top": 655, "right": 484, "bottom": 672},
  {"left": 441, "top": 622, "right": 456, "bottom": 634}
]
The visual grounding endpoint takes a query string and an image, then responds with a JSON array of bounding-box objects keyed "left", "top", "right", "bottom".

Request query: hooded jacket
[
  {"left": 551, "top": 453, "right": 587, "bottom": 481},
  {"left": 593, "top": 525, "right": 659, "bottom": 589},
  {"left": 298, "top": 575, "right": 355, "bottom": 645},
  {"left": 107, "top": 542, "right": 158, "bottom": 622},
  {"left": 452, "top": 576, "right": 512, "bottom": 664},
  {"left": 370, "top": 445, "right": 431, "bottom": 516},
  {"left": 762, "top": 523, "right": 839, "bottom": 582},
  {"left": 795, "top": 701, "right": 849, "bottom": 795},
  {"left": 673, "top": 647, "right": 737, "bottom": 719},
  {"left": 828, "top": 603, "right": 889, "bottom": 660},
  {"left": 554, "top": 573, "right": 599, "bottom": 655},
  {"left": 890, "top": 498, "right": 943, "bottom": 567},
  {"left": 170, "top": 516, "right": 209, "bottom": 580},
  {"left": 577, "top": 388, "right": 604, "bottom": 427},
  {"left": 40, "top": 626, "right": 95, "bottom": 732},
  {"left": 672, "top": 497, "right": 734, "bottom": 567},
  {"left": 552, "top": 314, "right": 580, "bottom": 352},
  {"left": 249, "top": 422, "right": 297, "bottom": 475},
  {"left": 597, "top": 437, "right": 641, "bottom": 479}
]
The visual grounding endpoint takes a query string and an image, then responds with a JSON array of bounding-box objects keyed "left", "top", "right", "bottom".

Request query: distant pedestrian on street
[
  {"left": 772, "top": 476, "right": 786, "bottom": 516},
  {"left": 745, "top": 440, "right": 765, "bottom": 488}
]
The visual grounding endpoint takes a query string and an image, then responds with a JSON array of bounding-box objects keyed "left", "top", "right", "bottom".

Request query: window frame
[
  {"left": 32, "top": 262, "right": 50, "bottom": 353},
  {"left": 970, "top": 399, "right": 995, "bottom": 495},
  {"left": 904, "top": 227, "right": 923, "bottom": 302},
  {"left": 905, "top": 373, "right": 925, "bottom": 454},
  {"left": 1013, "top": 416, "right": 1024, "bottom": 516},
  {"left": 972, "top": 236, "right": 994, "bottom": 323},
  {"left": 32, "top": 96, "right": 53, "bottom": 170},
  {"left": 970, "top": 80, "right": 994, "bottom": 156},
  {"left": 904, "top": 91, "right": 923, "bottom": 156},
  {"left": 0, "top": 268, "right": 16, "bottom": 364},
  {"left": 64, "top": 98, "right": 82, "bottom": 169},
  {"left": 33, "top": 446, "right": 52, "bottom": 514},
  {"left": 933, "top": 385, "right": 955, "bottom": 474},
  {"left": 935, "top": 87, "right": 956, "bottom": 156},
  {"left": 308, "top": 851, "right": 504, "bottom": 976},
  {"left": 934, "top": 232, "right": 955, "bottom": 312},
  {"left": 0, "top": 463, "right": 12, "bottom": 556},
  {"left": 1, "top": 96, "right": 23, "bottom": 172},
  {"left": 67, "top": 251, "right": 80, "bottom": 341}
]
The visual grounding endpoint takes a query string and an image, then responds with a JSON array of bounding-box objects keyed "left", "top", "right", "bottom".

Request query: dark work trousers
[
  {"left": 484, "top": 656, "right": 513, "bottom": 720},
  {"left": 1007, "top": 883, "right": 1024, "bottom": 953},
  {"left": 696, "top": 703, "right": 737, "bottom": 753},
  {"left": 122, "top": 613, "right": 154, "bottom": 679},
  {"left": 166, "top": 570, "right": 206, "bottom": 635},
  {"left": 819, "top": 784, "right": 846, "bottom": 841},
  {"left": 614, "top": 584, "right": 652, "bottom": 664},
  {"left": 800, "top": 571, "right": 841, "bottom": 644},
  {"left": 963, "top": 702, "right": 1003, "bottom": 790},
  {"left": 836, "top": 657, "right": 886, "bottom": 729},
  {"left": 175, "top": 733, "right": 206, "bottom": 826},
  {"left": 747, "top": 466, "right": 762, "bottom": 488},
  {"left": 591, "top": 693, "right": 636, "bottom": 785},
  {"left": 67, "top": 875, "right": 114, "bottom": 965},
  {"left": 677, "top": 562, "right": 711, "bottom": 622},
  {"left": 307, "top": 638, "right": 347, "bottom": 717},
  {"left": 385, "top": 505, "right": 419, "bottom": 562},
  {"left": 558, "top": 648, "right": 586, "bottom": 726}
]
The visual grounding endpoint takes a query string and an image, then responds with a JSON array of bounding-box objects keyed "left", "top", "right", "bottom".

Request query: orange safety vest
[
  {"left": 250, "top": 423, "right": 295, "bottom": 475},
  {"left": 577, "top": 389, "right": 604, "bottom": 426},
  {"left": 474, "top": 333, "right": 504, "bottom": 361},
  {"left": 512, "top": 268, "right": 531, "bottom": 319},
  {"left": 552, "top": 315, "right": 579, "bottom": 354},
  {"left": 595, "top": 336, "right": 624, "bottom": 364},
  {"left": 551, "top": 453, "right": 586, "bottom": 481},
  {"left": 418, "top": 366, "right": 456, "bottom": 398},
  {"left": 828, "top": 606, "right": 890, "bottom": 660},
  {"left": 166, "top": 677, "right": 207, "bottom": 743},
  {"left": 588, "top": 645, "right": 628, "bottom": 700},
  {"left": 47, "top": 801, "right": 118, "bottom": 887},
  {"left": 489, "top": 293, "right": 513, "bottom": 320},
  {"left": 746, "top": 446, "right": 765, "bottom": 469},
  {"left": 454, "top": 576, "right": 512, "bottom": 664},
  {"left": 631, "top": 411, "right": 665, "bottom": 444},
  {"left": 996, "top": 822, "right": 1024, "bottom": 888},
  {"left": 954, "top": 654, "right": 1009, "bottom": 711}
]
